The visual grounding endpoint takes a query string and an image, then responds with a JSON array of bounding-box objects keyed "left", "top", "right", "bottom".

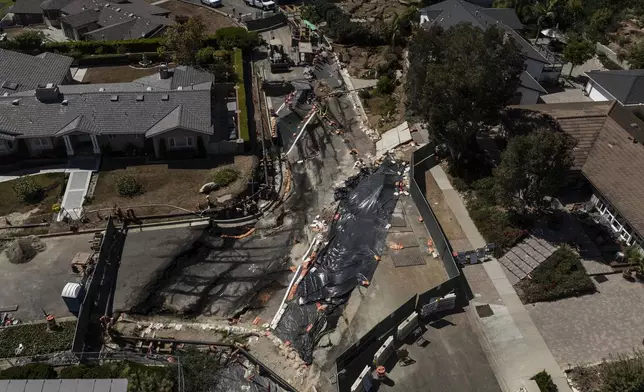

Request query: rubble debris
[
  {"left": 4, "top": 235, "right": 46, "bottom": 264},
  {"left": 274, "top": 158, "right": 404, "bottom": 363}
]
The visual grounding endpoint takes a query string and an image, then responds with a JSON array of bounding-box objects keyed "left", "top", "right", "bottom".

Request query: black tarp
[{"left": 274, "top": 160, "right": 402, "bottom": 363}]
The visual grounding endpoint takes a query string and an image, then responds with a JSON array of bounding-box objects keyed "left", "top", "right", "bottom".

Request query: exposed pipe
[{"left": 285, "top": 108, "right": 317, "bottom": 155}]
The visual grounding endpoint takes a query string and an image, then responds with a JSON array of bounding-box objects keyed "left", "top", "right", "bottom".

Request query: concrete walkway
[
  {"left": 429, "top": 165, "right": 572, "bottom": 392},
  {"left": 58, "top": 170, "right": 92, "bottom": 221}
]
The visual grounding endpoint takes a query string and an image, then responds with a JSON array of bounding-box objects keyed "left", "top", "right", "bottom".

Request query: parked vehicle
[
  {"left": 201, "top": 0, "right": 222, "bottom": 7},
  {"left": 245, "top": 0, "right": 275, "bottom": 10}
]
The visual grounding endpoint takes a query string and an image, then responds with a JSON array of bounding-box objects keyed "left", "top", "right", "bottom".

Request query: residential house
[
  {"left": 507, "top": 101, "right": 644, "bottom": 249},
  {"left": 11, "top": 0, "right": 173, "bottom": 40},
  {"left": 0, "top": 64, "right": 241, "bottom": 161},
  {"left": 9, "top": 0, "right": 44, "bottom": 25},
  {"left": 419, "top": 0, "right": 561, "bottom": 105},
  {"left": 584, "top": 69, "right": 644, "bottom": 118},
  {"left": 0, "top": 48, "right": 73, "bottom": 94}
]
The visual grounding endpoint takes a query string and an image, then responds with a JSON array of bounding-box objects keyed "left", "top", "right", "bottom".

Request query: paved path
[
  {"left": 59, "top": 170, "right": 92, "bottom": 221},
  {"left": 529, "top": 272, "right": 644, "bottom": 367},
  {"left": 430, "top": 165, "right": 572, "bottom": 392}
]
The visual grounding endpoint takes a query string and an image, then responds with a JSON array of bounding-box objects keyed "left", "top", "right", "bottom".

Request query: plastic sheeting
[{"left": 275, "top": 160, "right": 403, "bottom": 363}]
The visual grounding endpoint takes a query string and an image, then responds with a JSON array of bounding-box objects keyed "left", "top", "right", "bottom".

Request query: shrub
[
  {"left": 375, "top": 75, "right": 396, "bottom": 95},
  {"left": 212, "top": 168, "right": 239, "bottom": 186},
  {"left": 12, "top": 177, "right": 45, "bottom": 203},
  {"left": 196, "top": 46, "right": 217, "bottom": 65},
  {"left": 0, "top": 363, "right": 57, "bottom": 380},
  {"left": 531, "top": 370, "right": 558, "bottom": 392},
  {"left": 116, "top": 174, "right": 143, "bottom": 197},
  {"left": 215, "top": 27, "right": 261, "bottom": 50},
  {"left": 517, "top": 247, "right": 596, "bottom": 303},
  {"left": 599, "top": 352, "right": 644, "bottom": 392},
  {"left": 233, "top": 49, "right": 249, "bottom": 142}
]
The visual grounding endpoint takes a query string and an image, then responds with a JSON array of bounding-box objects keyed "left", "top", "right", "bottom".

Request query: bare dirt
[
  {"left": 82, "top": 66, "right": 158, "bottom": 84},
  {"left": 159, "top": 1, "right": 236, "bottom": 34},
  {"left": 608, "top": 18, "right": 644, "bottom": 57},
  {"left": 339, "top": 0, "right": 412, "bottom": 25}
]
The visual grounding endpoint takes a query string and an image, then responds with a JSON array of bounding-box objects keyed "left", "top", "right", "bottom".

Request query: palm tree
[{"left": 532, "top": 0, "right": 560, "bottom": 43}]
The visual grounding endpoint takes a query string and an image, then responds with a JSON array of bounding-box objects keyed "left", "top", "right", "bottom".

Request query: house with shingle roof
[
  {"left": 505, "top": 100, "right": 644, "bottom": 249},
  {"left": 0, "top": 52, "right": 241, "bottom": 161},
  {"left": 10, "top": 0, "right": 173, "bottom": 41},
  {"left": 419, "top": 0, "right": 560, "bottom": 105},
  {"left": 0, "top": 48, "right": 73, "bottom": 94},
  {"left": 584, "top": 69, "right": 644, "bottom": 119}
]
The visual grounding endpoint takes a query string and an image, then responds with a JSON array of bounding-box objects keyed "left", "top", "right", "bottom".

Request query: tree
[
  {"left": 214, "top": 27, "right": 261, "bottom": 50},
  {"left": 494, "top": 130, "right": 576, "bottom": 212},
  {"left": 406, "top": 23, "right": 525, "bottom": 176},
  {"left": 563, "top": 39, "right": 595, "bottom": 76},
  {"left": 626, "top": 40, "right": 644, "bottom": 69},
  {"left": 160, "top": 17, "right": 206, "bottom": 65},
  {"left": 12, "top": 31, "right": 45, "bottom": 51}
]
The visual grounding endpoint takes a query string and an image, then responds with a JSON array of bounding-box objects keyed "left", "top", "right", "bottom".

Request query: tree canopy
[
  {"left": 494, "top": 130, "right": 576, "bottom": 212},
  {"left": 563, "top": 39, "right": 595, "bottom": 76},
  {"left": 406, "top": 23, "right": 525, "bottom": 175},
  {"left": 626, "top": 40, "right": 644, "bottom": 69},
  {"left": 159, "top": 17, "right": 206, "bottom": 65}
]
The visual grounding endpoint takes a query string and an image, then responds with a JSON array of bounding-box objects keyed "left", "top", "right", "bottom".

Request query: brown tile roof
[
  {"left": 508, "top": 101, "right": 644, "bottom": 237},
  {"left": 507, "top": 101, "right": 614, "bottom": 168},
  {"left": 583, "top": 104, "right": 644, "bottom": 238}
]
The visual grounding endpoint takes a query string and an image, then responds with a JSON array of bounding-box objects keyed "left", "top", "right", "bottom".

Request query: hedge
[
  {"left": 0, "top": 321, "right": 75, "bottom": 358},
  {"left": 76, "top": 52, "right": 161, "bottom": 66},
  {"left": 233, "top": 48, "right": 249, "bottom": 142},
  {"left": 43, "top": 35, "right": 219, "bottom": 57},
  {"left": 517, "top": 247, "right": 596, "bottom": 303}
]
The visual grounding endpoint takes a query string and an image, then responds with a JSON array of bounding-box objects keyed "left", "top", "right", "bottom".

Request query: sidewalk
[{"left": 429, "top": 165, "right": 572, "bottom": 392}]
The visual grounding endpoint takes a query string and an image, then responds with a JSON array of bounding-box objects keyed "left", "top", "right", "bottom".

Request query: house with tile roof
[
  {"left": 10, "top": 0, "right": 173, "bottom": 41},
  {"left": 419, "top": 0, "right": 561, "bottom": 105},
  {"left": 0, "top": 56, "right": 241, "bottom": 162},
  {"left": 505, "top": 101, "right": 644, "bottom": 249}
]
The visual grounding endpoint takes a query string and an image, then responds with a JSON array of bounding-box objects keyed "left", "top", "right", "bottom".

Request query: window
[
  {"left": 169, "top": 136, "right": 194, "bottom": 148},
  {"left": 108, "top": 135, "right": 118, "bottom": 140},
  {"left": 31, "top": 138, "right": 51, "bottom": 149}
]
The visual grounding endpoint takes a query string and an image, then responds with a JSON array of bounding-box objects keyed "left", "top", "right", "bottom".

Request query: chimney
[
  {"left": 35, "top": 83, "right": 60, "bottom": 102},
  {"left": 159, "top": 64, "right": 171, "bottom": 79}
]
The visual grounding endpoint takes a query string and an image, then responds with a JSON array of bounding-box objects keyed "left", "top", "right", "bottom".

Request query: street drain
[{"left": 476, "top": 304, "right": 494, "bottom": 318}]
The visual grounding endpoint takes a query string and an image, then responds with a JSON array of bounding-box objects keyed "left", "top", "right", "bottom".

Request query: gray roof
[
  {"left": 0, "top": 379, "right": 128, "bottom": 392},
  {"left": 520, "top": 70, "right": 547, "bottom": 93},
  {"left": 60, "top": 0, "right": 171, "bottom": 39},
  {"left": 40, "top": 0, "right": 73, "bottom": 10},
  {"left": 61, "top": 8, "right": 100, "bottom": 27},
  {"left": 585, "top": 69, "right": 644, "bottom": 105},
  {"left": 62, "top": 0, "right": 168, "bottom": 17},
  {"left": 0, "top": 49, "right": 73, "bottom": 95},
  {"left": 420, "top": 0, "right": 549, "bottom": 64},
  {"left": 0, "top": 85, "right": 213, "bottom": 139},
  {"left": 135, "top": 66, "right": 216, "bottom": 90},
  {"left": 10, "top": 0, "right": 43, "bottom": 14}
]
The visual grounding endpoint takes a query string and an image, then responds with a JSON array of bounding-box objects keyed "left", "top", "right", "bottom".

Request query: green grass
[
  {"left": 517, "top": 247, "right": 596, "bottom": 303},
  {"left": 0, "top": 173, "right": 65, "bottom": 217},
  {"left": 233, "top": 48, "right": 249, "bottom": 142},
  {"left": 0, "top": 321, "right": 75, "bottom": 358}
]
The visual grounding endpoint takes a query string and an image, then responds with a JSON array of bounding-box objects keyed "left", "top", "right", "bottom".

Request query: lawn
[
  {"left": 82, "top": 65, "right": 158, "bottom": 83},
  {"left": 0, "top": 173, "right": 65, "bottom": 217},
  {"left": 517, "top": 246, "right": 596, "bottom": 303},
  {"left": 0, "top": 321, "right": 75, "bottom": 358},
  {"left": 159, "top": 1, "right": 236, "bottom": 35},
  {"left": 89, "top": 156, "right": 256, "bottom": 215}
]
